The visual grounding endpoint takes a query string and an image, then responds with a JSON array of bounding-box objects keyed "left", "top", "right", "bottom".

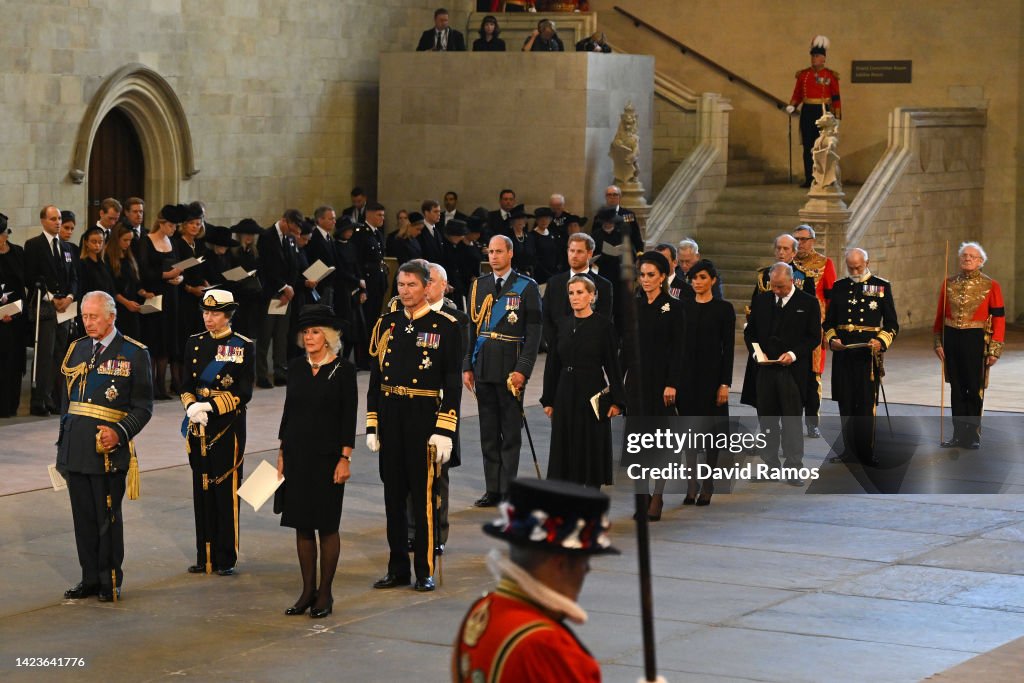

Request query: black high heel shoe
[
  {"left": 285, "top": 591, "right": 317, "bottom": 616},
  {"left": 310, "top": 597, "right": 333, "bottom": 619}
]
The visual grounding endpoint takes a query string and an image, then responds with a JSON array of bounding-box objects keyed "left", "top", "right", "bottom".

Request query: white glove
[
  {"left": 785, "top": 105, "right": 796, "bottom": 114},
  {"left": 186, "top": 401, "right": 213, "bottom": 422},
  {"left": 366, "top": 433, "right": 380, "bottom": 453},
  {"left": 428, "top": 434, "right": 453, "bottom": 465},
  {"left": 191, "top": 410, "right": 209, "bottom": 427}
]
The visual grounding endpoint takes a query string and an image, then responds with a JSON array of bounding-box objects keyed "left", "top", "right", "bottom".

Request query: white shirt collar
[
  {"left": 316, "top": 226, "right": 330, "bottom": 240},
  {"left": 493, "top": 267, "right": 512, "bottom": 281},
  {"left": 429, "top": 298, "right": 444, "bottom": 311},
  {"left": 570, "top": 267, "right": 589, "bottom": 276},
  {"left": 274, "top": 221, "right": 285, "bottom": 239},
  {"left": 94, "top": 326, "right": 118, "bottom": 349},
  {"left": 778, "top": 285, "right": 796, "bottom": 307}
]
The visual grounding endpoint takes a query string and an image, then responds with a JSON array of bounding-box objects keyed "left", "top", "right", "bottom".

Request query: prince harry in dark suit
[
  {"left": 743, "top": 262, "right": 821, "bottom": 484},
  {"left": 542, "top": 232, "right": 613, "bottom": 347}
]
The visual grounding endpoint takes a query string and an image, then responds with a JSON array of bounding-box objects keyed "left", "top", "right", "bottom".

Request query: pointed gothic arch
[{"left": 70, "top": 63, "right": 199, "bottom": 213}]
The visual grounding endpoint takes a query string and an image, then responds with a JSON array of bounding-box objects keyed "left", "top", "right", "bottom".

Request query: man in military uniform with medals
[
  {"left": 58, "top": 291, "right": 153, "bottom": 602},
  {"left": 933, "top": 242, "right": 1005, "bottom": 449},
  {"left": 464, "top": 235, "right": 543, "bottom": 508},
  {"left": 180, "top": 288, "right": 255, "bottom": 575},
  {"left": 823, "top": 248, "right": 898, "bottom": 464},
  {"left": 365, "top": 261, "right": 462, "bottom": 592},
  {"left": 792, "top": 225, "right": 837, "bottom": 438},
  {"left": 453, "top": 478, "right": 617, "bottom": 682},
  {"left": 786, "top": 35, "right": 842, "bottom": 188}
]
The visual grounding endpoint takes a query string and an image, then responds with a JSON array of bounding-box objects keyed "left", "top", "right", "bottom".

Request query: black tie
[
  {"left": 90, "top": 341, "right": 104, "bottom": 367},
  {"left": 494, "top": 277, "right": 503, "bottom": 295},
  {"left": 435, "top": 31, "right": 441, "bottom": 50},
  {"left": 776, "top": 297, "right": 783, "bottom": 309},
  {"left": 52, "top": 236, "right": 62, "bottom": 267}
]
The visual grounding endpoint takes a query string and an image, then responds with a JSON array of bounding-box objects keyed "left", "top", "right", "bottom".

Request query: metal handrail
[{"left": 612, "top": 6, "right": 789, "bottom": 110}]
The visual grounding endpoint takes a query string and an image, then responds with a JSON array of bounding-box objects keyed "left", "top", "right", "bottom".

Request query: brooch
[
  {"left": 105, "top": 385, "right": 119, "bottom": 401},
  {"left": 660, "top": 303, "right": 670, "bottom": 313}
]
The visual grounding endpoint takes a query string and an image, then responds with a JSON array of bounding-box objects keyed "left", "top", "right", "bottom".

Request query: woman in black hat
[
  {"left": 276, "top": 304, "right": 357, "bottom": 619},
  {"left": 138, "top": 205, "right": 186, "bottom": 399},
  {"left": 541, "top": 275, "right": 625, "bottom": 487},
  {"left": 634, "top": 250, "right": 687, "bottom": 519},
  {"left": 507, "top": 206, "right": 536, "bottom": 277},
  {"left": 529, "top": 207, "right": 560, "bottom": 285},
  {"left": 0, "top": 215, "right": 27, "bottom": 417},
  {"left": 105, "top": 225, "right": 153, "bottom": 341},
  {"left": 229, "top": 219, "right": 263, "bottom": 340},
  {"left": 174, "top": 203, "right": 210, "bottom": 350},
  {"left": 472, "top": 14, "right": 506, "bottom": 51},
  {"left": 679, "top": 260, "right": 734, "bottom": 506}
]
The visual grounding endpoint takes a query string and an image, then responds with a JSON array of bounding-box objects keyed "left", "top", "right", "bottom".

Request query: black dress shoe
[
  {"left": 187, "top": 564, "right": 208, "bottom": 574},
  {"left": 310, "top": 597, "right": 333, "bottom": 619},
  {"left": 97, "top": 587, "right": 121, "bottom": 602},
  {"left": 63, "top": 582, "right": 99, "bottom": 599},
  {"left": 964, "top": 440, "right": 981, "bottom": 450},
  {"left": 285, "top": 591, "right": 317, "bottom": 615},
  {"left": 473, "top": 492, "right": 500, "bottom": 508},
  {"left": 940, "top": 438, "right": 961, "bottom": 448},
  {"left": 216, "top": 567, "right": 235, "bottom": 576},
  {"left": 373, "top": 573, "right": 411, "bottom": 589},
  {"left": 413, "top": 577, "right": 436, "bottom": 592},
  {"left": 434, "top": 544, "right": 445, "bottom": 556},
  {"left": 256, "top": 378, "right": 273, "bottom": 389},
  {"left": 682, "top": 496, "right": 696, "bottom": 506},
  {"left": 696, "top": 492, "right": 712, "bottom": 506},
  {"left": 806, "top": 426, "right": 821, "bottom": 438}
]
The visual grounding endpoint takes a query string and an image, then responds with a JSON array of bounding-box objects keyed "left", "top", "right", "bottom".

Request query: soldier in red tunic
[
  {"left": 787, "top": 35, "right": 842, "bottom": 188},
  {"left": 792, "top": 225, "right": 836, "bottom": 438},
  {"left": 933, "top": 242, "right": 1005, "bottom": 449},
  {"left": 453, "top": 478, "right": 618, "bottom": 682}
]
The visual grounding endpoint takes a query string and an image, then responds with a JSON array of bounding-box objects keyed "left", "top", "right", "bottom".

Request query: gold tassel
[{"left": 127, "top": 451, "right": 140, "bottom": 500}]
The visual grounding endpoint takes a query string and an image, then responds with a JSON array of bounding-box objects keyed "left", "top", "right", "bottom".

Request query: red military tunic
[
  {"left": 453, "top": 578, "right": 601, "bottom": 683},
  {"left": 932, "top": 271, "right": 1006, "bottom": 357},
  {"left": 790, "top": 67, "right": 842, "bottom": 117},
  {"left": 794, "top": 250, "right": 837, "bottom": 374}
]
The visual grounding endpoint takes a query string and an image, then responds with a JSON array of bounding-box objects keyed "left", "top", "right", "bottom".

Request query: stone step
[{"left": 710, "top": 253, "right": 776, "bottom": 270}]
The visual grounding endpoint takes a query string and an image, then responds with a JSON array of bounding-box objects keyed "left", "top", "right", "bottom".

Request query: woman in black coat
[
  {"left": 541, "top": 275, "right": 624, "bottom": 487},
  {"left": 0, "top": 223, "right": 27, "bottom": 417},
  {"left": 678, "top": 260, "right": 735, "bottom": 505},
  {"left": 138, "top": 206, "right": 185, "bottom": 398},
  {"left": 276, "top": 305, "right": 357, "bottom": 619},
  {"left": 105, "top": 225, "right": 153, "bottom": 341},
  {"left": 472, "top": 15, "right": 506, "bottom": 51},
  {"left": 78, "top": 226, "right": 117, "bottom": 298},
  {"left": 633, "top": 251, "right": 687, "bottom": 520}
]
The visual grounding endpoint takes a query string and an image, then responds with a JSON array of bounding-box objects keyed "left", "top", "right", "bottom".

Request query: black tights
[{"left": 295, "top": 528, "right": 340, "bottom": 611}]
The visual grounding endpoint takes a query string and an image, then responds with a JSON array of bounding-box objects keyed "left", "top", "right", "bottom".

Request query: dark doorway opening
[{"left": 87, "top": 107, "right": 145, "bottom": 226}]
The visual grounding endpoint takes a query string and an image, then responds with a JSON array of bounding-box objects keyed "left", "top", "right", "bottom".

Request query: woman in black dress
[
  {"left": 174, "top": 206, "right": 210, "bottom": 345},
  {"left": 138, "top": 205, "right": 185, "bottom": 399},
  {"left": 472, "top": 15, "right": 505, "bottom": 51},
  {"left": 541, "top": 276, "right": 624, "bottom": 487},
  {"left": 276, "top": 305, "right": 357, "bottom": 619},
  {"left": 105, "top": 225, "right": 153, "bottom": 341},
  {"left": 679, "top": 260, "right": 735, "bottom": 506},
  {"left": 633, "top": 251, "right": 687, "bottom": 520},
  {"left": 229, "top": 219, "right": 263, "bottom": 340},
  {"left": 528, "top": 208, "right": 560, "bottom": 286},
  {"left": 508, "top": 207, "right": 536, "bottom": 277},
  {"left": 78, "top": 225, "right": 116, "bottom": 297},
  {"left": 0, "top": 221, "right": 27, "bottom": 417}
]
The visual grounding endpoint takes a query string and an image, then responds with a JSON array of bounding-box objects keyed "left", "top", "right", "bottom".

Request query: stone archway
[{"left": 69, "top": 63, "right": 199, "bottom": 216}]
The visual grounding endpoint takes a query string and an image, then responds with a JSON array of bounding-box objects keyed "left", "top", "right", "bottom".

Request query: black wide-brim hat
[
  {"left": 230, "top": 218, "right": 263, "bottom": 235},
  {"left": 445, "top": 218, "right": 469, "bottom": 236},
  {"left": 482, "top": 478, "right": 620, "bottom": 555},
  {"left": 637, "top": 250, "right": 671, "bottom": 275},
  {"left": 204, "top": 224, "right": 239, "bottom": 248},
  {"left": 508, "top": 204, "right": 533, "bottom": 221},
  {"left": 159, "top": 204, "right": 188, "bottom": 224},
  {"left": 564, "top": 213, "right": 588, "bottom": 228},
  {"left": 594, "top": 208, "right": 623, "bottom": 226},
  {"left": 297, "top": 304, "right": 349, "bottom": 336}
]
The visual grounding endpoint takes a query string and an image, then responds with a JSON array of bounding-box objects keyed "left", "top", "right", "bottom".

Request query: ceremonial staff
[
  {"left": 97, "top": 431, "right": 118, "bottom": 603},
  {"left": 939, "top": 241, "right": 949, "bottom": 445},
  {"left": 30, "top": 280, "right": 42, "bottom": 393}
]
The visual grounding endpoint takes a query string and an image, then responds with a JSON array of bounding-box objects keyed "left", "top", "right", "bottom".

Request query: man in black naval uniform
[
  {"left": 464, "top": 235, "right": 543, "bottom": 507},
  {"left": 180, "top": 289, "right": 255, "bottom": 575},
  {"left": 823, "top": 248, "right": 898, "bottom": 464},
  {"left": 366, "top": 262, "right": 462, "bottom": 592},
  {"left": 58, "top": 291, "right": 153, "bottom": 602},
  {"left": 353, "top": 202, "right": 388, "bottom": 364}
]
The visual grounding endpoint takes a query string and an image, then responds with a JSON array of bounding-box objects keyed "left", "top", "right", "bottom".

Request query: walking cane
[
  {"left": 31, "top": 285, "right": 42, "bottom": 391},
  {"left": 939, "top": 241, "right": 949, "bottom": 445},
  {"left": 508, "top": 376, "right": 542, "bottom": 478},
  {"left": 97, "top": 430, "right": 118, "bottom": 603}
]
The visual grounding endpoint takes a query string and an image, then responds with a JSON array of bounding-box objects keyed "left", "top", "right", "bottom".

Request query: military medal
[
  {"left": 221, "top": 375, "right": 234, "bottom": 387},
  {"left": 506, "top": 294, "right": 520, "bottom": 324},
  {"left": 405, "top": 323, "right": 415, "bottom": 334},
  {"left": 869, "top": 301, "right": 878, "bottom": 310},
  {"left": 105, "top": 385, "right": 119, "bottom": 401},
  {"left": 507, "top": 311, "right": 518, "bottom": 324},
  {"left": 419, "top": 356, "right": 432, "bottom": 370}
]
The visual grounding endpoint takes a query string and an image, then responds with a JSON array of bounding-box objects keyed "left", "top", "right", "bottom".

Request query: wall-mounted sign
[{"left": 851, "top": 60, "right": 912, "bottom": 83}]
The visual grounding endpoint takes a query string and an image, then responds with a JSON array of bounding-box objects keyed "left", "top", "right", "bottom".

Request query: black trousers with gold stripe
[
  {"left": 379, "top": 395, "right": 439, "bottom": 581},
  {"left": 187, "top": 420, "right": 245, "bottom": 571}
]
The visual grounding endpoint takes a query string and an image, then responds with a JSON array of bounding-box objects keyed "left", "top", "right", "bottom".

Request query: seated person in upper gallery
[
  {"left": 472, "top": 15, "right": 506, "bottom": 52},
  {"left": 417, "top": 8, "right": 467, "bottom": 52},
  {"left": 522, "top": 20, "right": 565, "bottom": 52},
  {"left": 576, "top": 31, "right": 611, "bottom": 53}
]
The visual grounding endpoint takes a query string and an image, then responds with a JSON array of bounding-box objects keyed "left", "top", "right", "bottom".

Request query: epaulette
[
  {"left": 872, "top": 275, "right": 890, "bottom": 284},
  {"left": 69, "top": 334, "right": 90, "bottom": 347},
  {"left": 234, "top": 332, "right": 253, "bottom": 343},
  {"left": 434, "top": 309, "right": 458, "bottom": 324},
  {"left": 387, "top": 295, "right": 401, "bottom": 312},
  {"left": 189, "top": 331, "right": 205, "bottom": 338},
  {"left": 123, "top": 335, "right": 148, "bottom": 350}
]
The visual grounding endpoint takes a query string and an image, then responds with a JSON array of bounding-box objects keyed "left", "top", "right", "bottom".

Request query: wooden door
[{"left": 87, "top": 107, "right": 145, "bottom": 225}]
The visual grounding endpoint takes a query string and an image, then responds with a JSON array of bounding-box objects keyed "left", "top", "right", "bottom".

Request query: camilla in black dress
[
  {"left": 678, "top": 260, "right": 735, "bottom": 505},
  {"left": 277, "top": 305, "right": 357, "bottom": 619},
  {"left": 541, "top": 276, "right": 624, "bottom": 487},
  {"left": 633, "top": 251, "right": 687, "bottom": 519}
]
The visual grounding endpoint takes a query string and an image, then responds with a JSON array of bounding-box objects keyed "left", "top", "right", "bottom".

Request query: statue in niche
[
  {"left": 610, "top": 102, "right": 640, "bottom": 185},
  {"left": 811, "top": 111, "right": 842, "bottom": 192}
]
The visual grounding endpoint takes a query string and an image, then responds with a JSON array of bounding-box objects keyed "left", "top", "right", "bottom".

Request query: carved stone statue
[
  {"left": 610, "top": 102, "right": 640, "bottom": 185},
  {"left": 811, "top": 111, "right": 842, "bottom": 192}
]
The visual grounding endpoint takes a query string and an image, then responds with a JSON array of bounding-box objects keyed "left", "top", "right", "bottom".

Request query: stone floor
[{"left": 0, "top": 328, "right": 1022, "bottom": 682}]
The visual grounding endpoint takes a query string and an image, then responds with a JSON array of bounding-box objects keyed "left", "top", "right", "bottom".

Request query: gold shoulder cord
[
  {"left": 60, "top": 343, "right": 88, "bottom": 400},
  {"left": 468, "top": 279, "right": 494, "bottom": 336},
  {"left": 367, "top": 317, "right": 392, "bottom": 371}
]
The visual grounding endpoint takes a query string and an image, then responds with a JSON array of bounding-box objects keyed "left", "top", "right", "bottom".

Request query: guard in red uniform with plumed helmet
[
  {"left": 933, "top": 241, "right": 1005, "bottom": 449},
  {"left": 787, "top": 35, "right": 842, "bottom": 188},
  {"left": 453, "top": 478, "right": 618, "bottom": 683}
]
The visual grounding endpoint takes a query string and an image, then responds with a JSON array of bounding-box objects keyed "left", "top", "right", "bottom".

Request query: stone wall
[
  {"left": 651, "top": 96, "right": 698, "bottom": 196},
  {"left": 0, "top": 0, "right": 473, "bottom": 243}
]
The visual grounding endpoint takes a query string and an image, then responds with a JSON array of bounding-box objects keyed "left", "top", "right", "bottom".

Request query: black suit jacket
[
  {"left": 440, "top": 211, "right": 468, "bottom": 228},
  {"left": 418, "top": 225, "right": 445, "bottom": 264},
  {"left": 340, "top": 205, "right": 366, "bottom": 226},
  {"left": 256, "top": 225, "right": 298, "bottom": 301},
  {"left": 24, "top": 232, "right": 78, "bottom": 302},
  {"left": 306, "top": 230, "right": 339, "bottom": 293},
  {"left": 487, "top": 210, "right": 509, "bottom": 238},
  {"left": 416, "top": 27, "right": 466, "bottom": 52},
  {"left": 542, "top": 269, "right": 613, "bottom": 346},
  {"left": 743, "top": 288, "right": 821, "bottom": 402}
]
